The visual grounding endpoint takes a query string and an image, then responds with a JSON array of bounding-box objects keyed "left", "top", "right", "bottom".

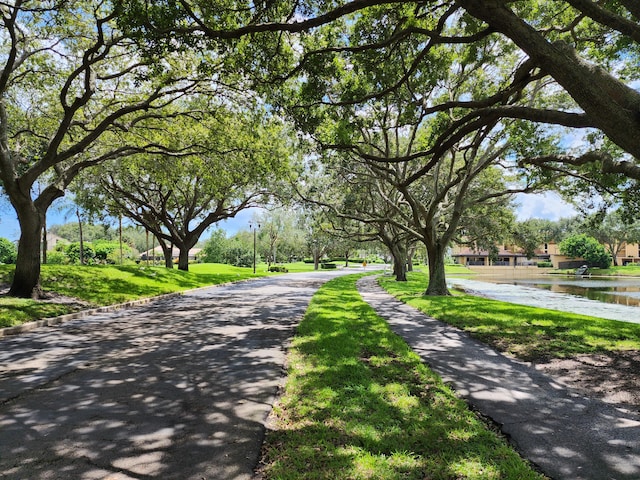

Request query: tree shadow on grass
[{"left": 261, "top": 276, "right": 543, "bottom": 479}]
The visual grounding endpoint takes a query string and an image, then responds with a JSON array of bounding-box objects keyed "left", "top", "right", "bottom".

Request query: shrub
[
  {"left": 223, "top": 246, "right": 255, "bottom": 267},
  {"left": 269, "top": 265, "right": 289, "bottom": 272},
  {"left": 0, "top": 238, "right": 17, "bottom": 264},
  {"left": 65, "top": 242, "right": 96, "bottom": 264},
  {"left": 537, "top": 261, "right": 553, "bottom": 268},
  {"left": 45, "top": 250, "right": 68, "bottom": 265}
]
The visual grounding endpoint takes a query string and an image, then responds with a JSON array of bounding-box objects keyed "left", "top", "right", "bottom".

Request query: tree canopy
[{"left": 4, "top": 1, "right": 640, "bottom": 297}]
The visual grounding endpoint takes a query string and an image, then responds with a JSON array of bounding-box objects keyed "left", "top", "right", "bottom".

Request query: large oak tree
[
  {"left": 117, "top": 0, "right": 640, "bottom": 180},
  {"left": 0, "top": 1, "right": 207, "bottom": 297},
  {"left": 75, "top": 102, "right": 292, "bottom": 271}
]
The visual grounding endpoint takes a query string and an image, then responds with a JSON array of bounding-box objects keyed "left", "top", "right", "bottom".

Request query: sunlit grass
[
  {"left": 260, "top": 274, "right": 545, "bottom": 479},
  {"left": 379, "top": 272, "right": 640, "bottom": 361}
]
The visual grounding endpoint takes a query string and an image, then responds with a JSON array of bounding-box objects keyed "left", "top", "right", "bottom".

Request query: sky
[{"left": 0, "top": 192, "right": 577, "bottom": 242}]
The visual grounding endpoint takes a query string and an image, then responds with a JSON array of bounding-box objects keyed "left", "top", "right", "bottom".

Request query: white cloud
[{"left": 515, "top": 192, "right": 577, "bottom": 221}]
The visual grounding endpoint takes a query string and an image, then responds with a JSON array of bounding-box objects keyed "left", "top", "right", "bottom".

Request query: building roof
[{"left": 452, "top": 247, "right": 526, "bottom": 257}]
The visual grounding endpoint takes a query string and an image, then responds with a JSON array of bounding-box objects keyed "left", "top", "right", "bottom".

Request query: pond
[{"left": 447, "top": 274, "right": 640, "bottom": 323}]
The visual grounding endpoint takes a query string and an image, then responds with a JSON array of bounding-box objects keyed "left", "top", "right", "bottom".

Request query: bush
[
  {"left": 65, "top": 242, "right": 96, "bottom": 264},
  {"left": 223, "top": 246, "right": 255, "bottom": 267},
  {"left": 45, "top": 251, "right": 68, "bottom": 265},
  {"left": 559, "top": 234, "right": 611, "bottom": 268},
  {"left": 93, "top": 240, "right": 136, "bottom": 264},
  {"left": 269, "top": 265, "right": 289, "bottom": 273},
  {"left": 537, "top": 261, "right": 553, "bottom": 268},
  {"left": 0, "top": 238, "right": 17, "bottom": 264}
]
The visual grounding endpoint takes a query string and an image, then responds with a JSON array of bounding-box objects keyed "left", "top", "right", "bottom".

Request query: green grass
[
  {"left": 260, "top": 274, "right": 545, "bottom": 480},
  {"left": 379, "top": 272, "right": 640, "bottom": 361},
  {"left": 591, "top": 264, "right": 640, "bottom": 276}
]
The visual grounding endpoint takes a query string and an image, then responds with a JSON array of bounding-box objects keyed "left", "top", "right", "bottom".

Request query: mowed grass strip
[
  {"left": 260, "top": 274, "right": 545, "bottom": 480},
  {"left": 0, "top": 263, "right": 275, "bottom": 328},
  {"left": 379, "top": 272, "right": 640, "bottom": 361}
]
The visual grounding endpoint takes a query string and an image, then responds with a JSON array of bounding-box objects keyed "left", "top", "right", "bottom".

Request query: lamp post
[{"left": 249, "top": 221, "right": 260, "bottom": 274}]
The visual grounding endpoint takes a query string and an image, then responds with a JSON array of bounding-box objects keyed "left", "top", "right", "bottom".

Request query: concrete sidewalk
[{"left": 357, "top": 275, "right": 640, "bottom": 480}]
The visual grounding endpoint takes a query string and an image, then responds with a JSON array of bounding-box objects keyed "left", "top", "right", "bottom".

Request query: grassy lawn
[
  {"left": 260, "top": 274, "right": 545, "bottom": 480},
  {"left": 0, "top": 262, "right": 292, "bottom": 328},
  {"left": 379, "top": 272, "right": 640, "bottom": 361}
]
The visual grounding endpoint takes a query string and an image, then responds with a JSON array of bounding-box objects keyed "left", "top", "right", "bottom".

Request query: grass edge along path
[
  {"left": 378, "top": 272, "right": 640, "bottom": 362},
  {"left": 258, "top": 274, "right": 545, "bottom": 480}
]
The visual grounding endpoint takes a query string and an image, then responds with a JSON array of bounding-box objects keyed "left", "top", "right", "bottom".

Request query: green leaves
[{"left": 560, "top": 233, "right": 611, "bottom": 268}]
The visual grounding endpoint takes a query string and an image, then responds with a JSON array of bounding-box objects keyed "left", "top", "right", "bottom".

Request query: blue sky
[{"left": 0, "top": 192, "right": 577, "bottom": 242}]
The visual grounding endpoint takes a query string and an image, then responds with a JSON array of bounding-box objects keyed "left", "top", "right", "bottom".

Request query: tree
[
  {"left": 290, "top": 27, "right": 550, "bottom": 294},
  {"left": 0, "top": 2, "right": 207, "bottom": 297},
  {"left": 75, "top": 103, "right": 292, "bottom": 271},
  {"left": 117, "top": 0, "right": 640, "bottom": 183},
  {"left": 511, "top": 219, "right": 559, "bottom": 259},
  {"left": 0, "top": 238, "right": 17, "bottom": 264},
  {"left": 201, "top": 228, "right": 228, "bottom": 264},
  {"left": 582, "top": 210, "right": 640, "bottom": 266},
  {"left": 559, "top": 233, "right": 611, "bottom": 268}
]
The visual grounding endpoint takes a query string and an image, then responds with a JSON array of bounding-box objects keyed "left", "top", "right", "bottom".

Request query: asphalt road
[{"left": 0, "top": 270, "right": 350, "bottom": 480}]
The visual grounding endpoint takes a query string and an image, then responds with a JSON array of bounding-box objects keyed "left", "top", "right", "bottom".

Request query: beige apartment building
[{"left": 452, "top": 241, "right": 640, "bottom": 268}]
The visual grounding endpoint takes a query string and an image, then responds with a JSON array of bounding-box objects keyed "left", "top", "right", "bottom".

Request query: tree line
[{"left": 1, "top": 1, "right": 639, "bottom": 297}]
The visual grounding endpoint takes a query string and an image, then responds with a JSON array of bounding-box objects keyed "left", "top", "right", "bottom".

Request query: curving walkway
[{"left": 357, "top": 275, "right": 640, "bottom": 480}]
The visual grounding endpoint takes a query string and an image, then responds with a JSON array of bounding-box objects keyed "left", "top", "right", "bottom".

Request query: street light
[{"left": 249, "top": 221, "right": 261, "bottom": 274}]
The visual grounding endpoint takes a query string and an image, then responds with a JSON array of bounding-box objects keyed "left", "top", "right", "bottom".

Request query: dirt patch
[
  {"left": 533, "top": 351, "right": 640, "bottom": 409},
  {"left": 0, "top": 284, "right": 92, "bottom": 311}
]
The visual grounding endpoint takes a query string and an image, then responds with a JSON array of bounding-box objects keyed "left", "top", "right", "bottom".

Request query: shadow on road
[{"left": 0, "top": 272, "right": 347, "bottom": 480}]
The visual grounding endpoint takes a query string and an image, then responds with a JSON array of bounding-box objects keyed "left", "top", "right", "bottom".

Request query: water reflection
[
  {"left": 507, "top": 277, "right": 640, "bottom": 308},
  {"left": 447, "top": 275, "right": 640, "bottom": 323}
]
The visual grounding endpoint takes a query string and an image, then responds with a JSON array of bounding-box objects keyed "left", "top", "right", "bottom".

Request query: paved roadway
[{"left": 0, "top": 270, "right": 350, "bottom": 480}]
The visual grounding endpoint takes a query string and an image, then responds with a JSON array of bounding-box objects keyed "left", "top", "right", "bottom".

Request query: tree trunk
[
  {"left": 41, "top": 213, "right": 47, "bottom": 265},
  {"left": 119, "top": 216, "right": 123, "bottom": 265},
  {"left": 425, "top": 241, "right": 450, "bottom": 296},
  {"left": 158, "top": 240, "right": 173, "bottom": 268},
  {"left": 9, "top": 202, "right": 43, "bottom": 298},
  {"left": 76, "top": 209, "right": 84, "bottom": 265},
  {"left": 177, "top": 246, "right": 190, "bottom": 271},
  {"left": 390, "top": 243, "right": 408, "bottom": 282}
]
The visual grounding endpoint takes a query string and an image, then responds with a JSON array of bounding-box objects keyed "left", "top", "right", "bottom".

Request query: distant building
[
  {"left": 139, "top": 246, "right": 202, "bottom": 263},
  {"left": 454, "top": 241, "right": 640, "bottom": 269},
  {"left": 451, "top": 246, "right": 528, "bottom": 267},
  {"left": 44, "top": 232, "right": 67, "bottom": 250},
  {"left": 614, "top": 243, "right": 640, "bottom": 266}
]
